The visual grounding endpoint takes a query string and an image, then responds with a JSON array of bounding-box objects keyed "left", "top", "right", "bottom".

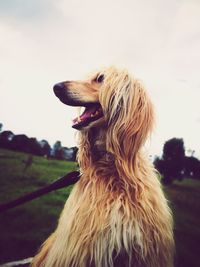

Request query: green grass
[
  {"left": 0, "top": 148, "right": 77, "bottom": 264},
  {"left": 165, "top": 179, "right": 200, "bottom": 267},
  {"left": 0, "top": 148, "right": 200, "bottom": 267}
]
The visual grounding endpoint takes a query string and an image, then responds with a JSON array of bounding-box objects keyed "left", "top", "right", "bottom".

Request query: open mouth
[{"left": 72, "top": 103, "right": 103, "bottom": 129}]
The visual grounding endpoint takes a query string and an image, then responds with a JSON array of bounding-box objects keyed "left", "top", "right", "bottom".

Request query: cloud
[
  {"left": 0, "top": 0, "right": 200, "bottom": 156},
  {"left": 0, "top": 0, "right": 57, "bottom": 21},
  {"left": 177, "top": 79, "right": 188, "bottom": 83}
]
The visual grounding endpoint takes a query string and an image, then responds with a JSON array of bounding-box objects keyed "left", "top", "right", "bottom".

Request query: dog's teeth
[{"left": 91, "top": 111, "right": 99, "bottom": 118}]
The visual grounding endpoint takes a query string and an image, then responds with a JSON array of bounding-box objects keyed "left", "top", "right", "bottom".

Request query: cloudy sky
[{"left": 0, "top": 0, "right": 200, "bottom": 157}]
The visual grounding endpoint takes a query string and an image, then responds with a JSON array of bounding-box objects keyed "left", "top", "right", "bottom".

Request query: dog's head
[
  {"left": 53, "top": 70, "right": 105, "bottom": 130},
  {"left": 53, "top": 66, "right": 154, "bottom": 156}
]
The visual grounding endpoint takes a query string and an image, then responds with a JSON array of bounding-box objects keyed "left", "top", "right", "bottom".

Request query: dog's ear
[{"left": 101, "top": 71, "right": 154, "bottom": 160}]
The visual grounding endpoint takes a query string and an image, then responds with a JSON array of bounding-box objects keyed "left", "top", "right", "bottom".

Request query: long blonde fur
[{"left": 32, "top": 66, "right": 174, "bottom": 267}]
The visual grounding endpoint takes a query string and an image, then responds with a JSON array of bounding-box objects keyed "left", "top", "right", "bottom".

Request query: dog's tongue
[
  {"left": 81, "top": 106, "right": 98, "bottom": 120},
  {"left": 72, "top": 105, "right": 100, "bottom": 125}
]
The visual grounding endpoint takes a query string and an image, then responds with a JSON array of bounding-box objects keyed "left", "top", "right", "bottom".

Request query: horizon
[
  {"left": 0, "top": 0, "right": 199, "bottom": 158},
  {"left": 0, "top": 121, "right": 198, "bottom": 160}
]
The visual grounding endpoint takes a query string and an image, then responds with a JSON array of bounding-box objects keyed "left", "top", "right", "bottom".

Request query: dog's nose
[{"left": 53, "top": 83, "right": 66, "bottom": 98}]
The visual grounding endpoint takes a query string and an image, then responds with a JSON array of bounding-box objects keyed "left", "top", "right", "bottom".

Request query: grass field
[{"left": 0, "top": 148, "right": 200, "bottom": 267}]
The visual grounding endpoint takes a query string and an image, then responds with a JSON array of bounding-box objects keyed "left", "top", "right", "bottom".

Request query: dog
[{"left": 32, "top": 66, "right": 174, "bottom": 267}]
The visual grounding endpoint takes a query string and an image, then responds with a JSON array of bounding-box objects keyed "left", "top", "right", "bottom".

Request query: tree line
[
  {"left": 154, "top": 138, "right": 200, "bottom": 185},
  {"left": 1, "top": 123, "right": 199, "bottom": 183},
  {"left": 0, "top": 123, "right": 77, "bottom": 161}
]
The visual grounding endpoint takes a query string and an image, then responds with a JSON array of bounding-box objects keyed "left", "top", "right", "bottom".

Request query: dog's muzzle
[
  {"left": 53, "top": 82, "right": 78, "bottom": 106},
  {"left": 53, "top": 83, "right": 66, "bottom": 99},
  {"left": 53, "top": 82, "right": 104, "bottom": 130}
]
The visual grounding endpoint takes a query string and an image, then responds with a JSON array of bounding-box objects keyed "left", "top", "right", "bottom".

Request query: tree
[
  {"left": 61, "top": 146, "right": 78, "bottom": 161},
  {"left": 184, "top": 156, "right": 200, "bottom": 179},
  {"left": 28, "top": 137, "right": 42, "bottom": 155},
  {"left": 40, "top": 140, "right": 51, "bottom": 157},
  {"left": 154, "top": 138, "right": 185, "bottom": 185},
  {"left": 163, "top": 138, "right": 185, "bottom": 161},
  {"left": 52, "top": 141, "right": 63, "bottom": 159},
  {"left": 10, "top": 134, "right": 30, "bottom": 153},
  {"left": 71, "top": 147, "right": 78, "bottom": 161},
  {"left": 0, "top": 131, "right": 14, "bottom": 149}
]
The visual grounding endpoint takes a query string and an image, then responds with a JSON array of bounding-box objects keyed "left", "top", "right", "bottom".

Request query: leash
[{"left": 0, "top": 171, "right": 80, "bottom": 213}]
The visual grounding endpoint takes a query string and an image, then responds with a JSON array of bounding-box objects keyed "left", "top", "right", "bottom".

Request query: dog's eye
[{"left": 95, "top": 74, "right": 104, "bottom": 83}]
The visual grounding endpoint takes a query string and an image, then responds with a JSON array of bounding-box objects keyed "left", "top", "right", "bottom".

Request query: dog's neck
[{"left": 87, "top": 127, "right": 115, "bottom": 163}]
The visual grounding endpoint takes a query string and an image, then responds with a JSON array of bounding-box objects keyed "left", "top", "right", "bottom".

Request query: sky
[{"left": 0, "top": 0, "right": 200, "bottom": 158}]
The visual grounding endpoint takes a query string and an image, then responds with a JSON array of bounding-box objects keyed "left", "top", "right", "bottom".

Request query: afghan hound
[{"left": 32, "top": 66, "right": 174, "bottom": 267}]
